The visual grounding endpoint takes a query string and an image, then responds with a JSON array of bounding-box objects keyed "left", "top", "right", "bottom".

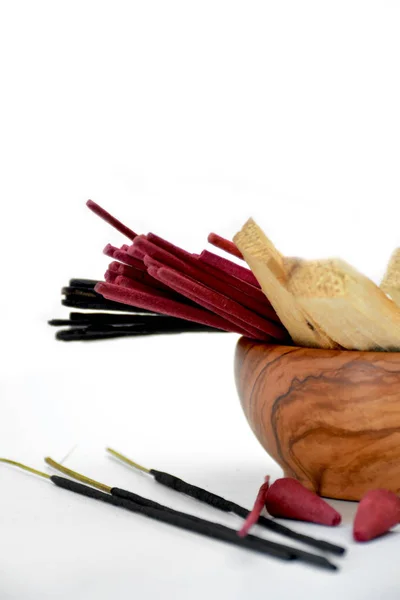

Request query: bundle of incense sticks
[
  {"left": 50, "top": 202, "right": 289, "bottom": 343},
  {"left": 52, "top": 201, "right": 400, "bottom": 350}
]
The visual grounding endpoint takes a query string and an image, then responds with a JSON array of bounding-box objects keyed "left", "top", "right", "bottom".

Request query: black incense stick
[
  {"left": 54, "top": 477, "right": 295, "bottom": 562},
  {"left": 52, "top": 282, "right": 226, "bottom": 340},
  {"left": 68, "top": 279, "right": 100, "bottom": 288},
  {"left": 45, "top": 457, "right": 338, "bottom": 571},
  {"left": 61, "top": 281, "right": 151, "bottom": 313},
  {"left": 50, "top": 312, "right": 221, "bottom": 328},
  {"left": 106, "top": 448, "right": 346, "bottom": 557},
  {"left": 1, "top": 458, "right": 291, "bottom": 563}
]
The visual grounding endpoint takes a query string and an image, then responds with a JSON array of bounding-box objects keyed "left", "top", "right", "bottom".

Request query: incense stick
[
  {"left": 207, "top": 233, "right": 243, "bottom": 260},
  {"left": 146, "top": 233, "right": 274, "bottom": 317},
  {"left": 105, "top": 448, "right": 345, "bottom": 557},
  {"left": 2, "top": 457, "right": 291, "bottom": 564},
  {"left": 87, "top": 200, "right": 137, "bottom": 240},
  {"left": 149, "top": 266, "right": 285, "bottom": 340},
  {"left": 134, "top": 236, "right": 280, "bottom": 323},
  {"left": 45, "top": 457, "right": 338, "bottom": 571},
  {"left": 108, "top": 261, "right": 172, "bottom": 293},
  {"left": 95, "top": 282, "right": 244, "bottom": 332},
  {"left": 61, "top": 284, "right": 151, "bottom": 313},
  {"left": 198, "top": 250, "right": 260, "bottom": 288}
]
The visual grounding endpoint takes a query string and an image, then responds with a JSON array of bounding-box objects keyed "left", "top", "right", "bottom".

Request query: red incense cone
[
  {"left": 353, "top": 489, "right": 400, "bottom": 542},
  {"left": 238, "top": 477, "right": 270, "bottom": 537},
  {"left": 265, "top": 478, "right": 342, "bottom": 526}
]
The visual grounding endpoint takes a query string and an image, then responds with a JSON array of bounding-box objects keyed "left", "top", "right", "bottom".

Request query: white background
[{"left": 1, "top": 1, "right": 400, "bottom": 598}]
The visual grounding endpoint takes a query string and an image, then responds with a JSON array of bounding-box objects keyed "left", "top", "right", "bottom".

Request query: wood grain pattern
[{"left": 235, "top": 338, "right": 400, "bottom": 501}]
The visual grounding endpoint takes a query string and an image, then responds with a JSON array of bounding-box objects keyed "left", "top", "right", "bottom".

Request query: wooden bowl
[{"left": 235, "top": 337, "right": 400, "bottom": 501}]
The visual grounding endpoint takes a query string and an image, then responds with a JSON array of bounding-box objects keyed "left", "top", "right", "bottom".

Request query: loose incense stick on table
[
  {"left": 106, "top": 448, "right": 345, "bottom": 556},
  {"left": 2, "top": 458, "right": 294, "bottom": 564},
  {"left": 44, "top": 457, "right": 338, "bottom": 571}
]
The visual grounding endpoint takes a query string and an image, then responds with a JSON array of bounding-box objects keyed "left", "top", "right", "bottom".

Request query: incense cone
[
  {"left": 353, "top": 489, "right": 400, "bottom": 542},
  {"left": 265, "top": 478, "right": 342, "bottom": 526}
]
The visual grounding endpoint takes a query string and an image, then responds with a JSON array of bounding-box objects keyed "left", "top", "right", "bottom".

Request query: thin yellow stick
[
  {"left": 45, "top": 457, "right": 111, "bottom": 493},
  {"left": 0, "top": 458, "right": 51, "bottom": 480},
  {"left": 106, "top": 447, "right": 150, "bottom": 474}
]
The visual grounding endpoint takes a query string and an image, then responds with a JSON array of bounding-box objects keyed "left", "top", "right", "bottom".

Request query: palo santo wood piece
[
  {"left": 287, "top": 258, "right": 400, "bottom": 351},
  {"left": 234, "top": 219, "right": 338, "bottom": 348},
  {"left": 381, "top": 248, "right": 400, "bottom": 307}
]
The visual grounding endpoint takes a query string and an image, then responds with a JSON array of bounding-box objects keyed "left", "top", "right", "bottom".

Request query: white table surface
[
  {"left": 2, "top": 1, "right": 400, "bottom": 597},
  {"left": 1, "top": 323, "right": 399, "bottom": 600}
]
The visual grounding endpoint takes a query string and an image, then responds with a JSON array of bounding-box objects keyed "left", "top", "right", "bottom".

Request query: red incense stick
[
  {"left": 148, "top": 266, "right": 277, "bottom": 341},
  {"left": 104, "top": 245, "right": 145, "bottom": 269},
  {"left": 113, "top": 250, "right": 145, "bottom": 271},
  {"left": 87, "top": 200, "right": 137, "bottom": 240},
  {"left": 190, "top": 256, "right": 273, "bottom": 318},
  {"left": 147, "top": 233, "right": 271, "bottom": 316},
  {"left": 198, "top": 250, "right": 260, "bottom": 288},
  {"left": 208, "top": 233, "right": 243, "bottom": 260},
  {"left": 104, "top": 269, "right": 118, "bottom": 284},
  {"left": 113, "top": 275, "right": 189, "bottom": 305},
  {"left": 95, "top": 282, "right": 244, "bottom": 332},
  {"left": 111, "top": 276, "right": 177, "bottom": 299},
  {"left": 144, "top": 256, "right": 268, "bottom": 338},
  {"left": 134, "top": 237, "right": 281, "bottom": 326},
  {"left": 108, "top": 261, "right": 172, "bottom": 293},
  {"left": 146, "top": 232, "right": 193, "bottom": 260},
  {"left": 127, "top": 243, "right": 147, "bottom": 261},
  {"left": 103, "top": 243, "right": 119, "bottom": 258},
  {"left": 152, "top": 266, "right": 286, "bottom": 340}
]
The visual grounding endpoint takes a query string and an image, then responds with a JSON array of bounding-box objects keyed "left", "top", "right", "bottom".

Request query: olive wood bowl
[{"left": 235, "top": 337, "right": 400, "bottom": 501}]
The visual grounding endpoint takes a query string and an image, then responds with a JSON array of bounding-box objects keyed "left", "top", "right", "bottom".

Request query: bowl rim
[{"left": 238, "top": 337, "right": 400, "bottom": 358}]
